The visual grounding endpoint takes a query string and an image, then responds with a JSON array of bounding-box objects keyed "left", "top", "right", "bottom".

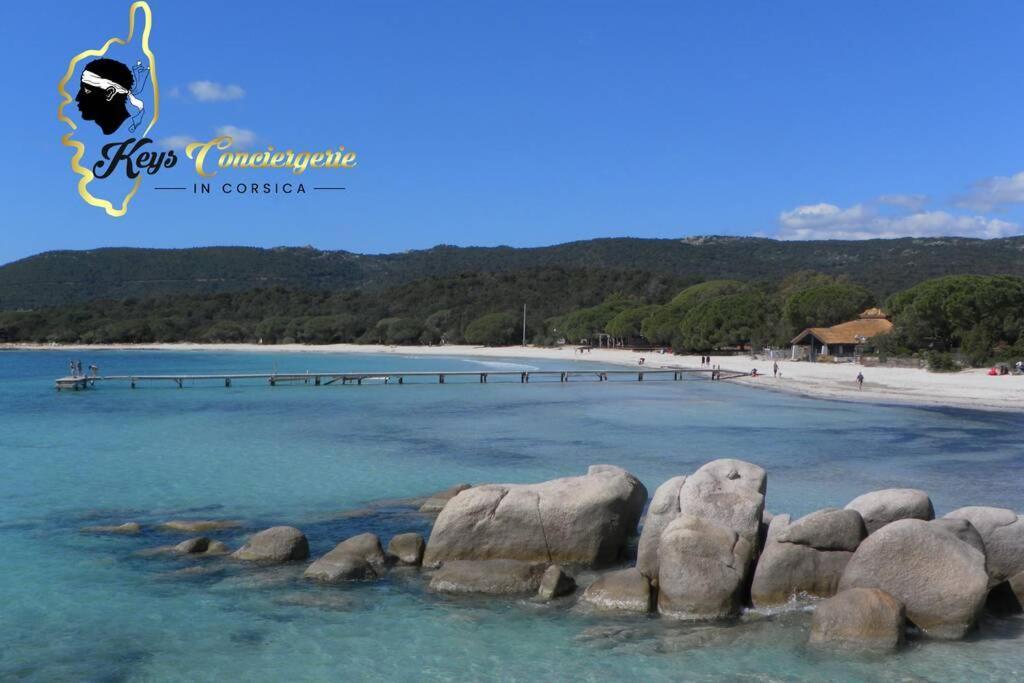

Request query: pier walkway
[{"left": 55, "top": 367, "right": 748, "bottom": 391}]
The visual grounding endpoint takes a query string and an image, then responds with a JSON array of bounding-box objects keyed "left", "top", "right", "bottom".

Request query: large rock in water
[
  {"left": 654, "top": 459, "right": 766, "bottom": 618},
  {"left": 304, "top": 533, "right": 387, "bottom": 583},
  {"left": 422, "top": 466, "right": 647, "bottom": 567},
  {"left": 845, "top": 489, "right": 934, "bottom": 534},
  {"left": 751, "top": 508, "right": 866, "bottom": 607},
  {"left": 428, "top": 560, "right": 546, "bottom": 595},
  {"left": 579, "top": 568, "right": 652, "bottom": 613},
  {"left": 810, "top": 587, "right": 906, "bottom": 650},
  {"left": 838, "top": 518, "right": 988, "bottom": 639},
  {"left": 944, "top": 506, "right": 1024, "bottom": 581},
  {"left": 231, "top": 526, "right": 309, "bottom": 563},
  {"left": 636, "top": 475, "right": 687, "bottom": 579},
  {"left": 657, "top": 514, "right": 754, "bottom": 619}
]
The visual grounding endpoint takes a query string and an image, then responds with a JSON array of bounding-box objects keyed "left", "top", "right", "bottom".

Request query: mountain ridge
[{"left": 3, "top": 236, "right": 1023, "bottom": 310}]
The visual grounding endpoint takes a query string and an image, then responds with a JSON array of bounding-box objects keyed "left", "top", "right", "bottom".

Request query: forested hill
[{"left": 3, "top": 235, "right": 1024, "bottom": 310}]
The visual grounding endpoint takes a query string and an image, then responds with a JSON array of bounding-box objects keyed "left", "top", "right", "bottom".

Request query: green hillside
[{"left": 4, "top": 236, "right": 1024, "bottom": 310}]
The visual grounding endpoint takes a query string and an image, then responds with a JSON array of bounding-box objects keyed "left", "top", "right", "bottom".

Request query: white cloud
[
  {"left": 215, "top": 125, "right": 257, "bottom": 149},
  {"left": 187, "top": 80, "right": 245, "bottom": 102},
  {"left": 158, "top": 134, "right": 194, "bottom": 150},
  {"left": 877, "top": 193, "right": 928, "bottom": 211},
  {"left": 778, "top": 202, "right": 1018, "bottom": 240},
  {"left": 956, "top": 171, "right": 1024, "bottom": 211}
]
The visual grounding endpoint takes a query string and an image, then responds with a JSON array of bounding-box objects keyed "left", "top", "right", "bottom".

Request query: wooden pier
[{"left": 55, "top": 367, "right": 747, "bottom": 391}]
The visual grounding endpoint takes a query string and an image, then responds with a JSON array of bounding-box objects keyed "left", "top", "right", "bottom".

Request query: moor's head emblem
[{"left": 76, "top": 58, "right": 149, "bottom": 135}]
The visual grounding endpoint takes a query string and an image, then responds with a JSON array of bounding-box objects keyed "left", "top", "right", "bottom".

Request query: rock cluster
[
  {"left": 122, "top": 465, "right": 1024, "bottom": 655},
  {"left": 412, "top": 462, "right": 1023, "bottom": 650}
]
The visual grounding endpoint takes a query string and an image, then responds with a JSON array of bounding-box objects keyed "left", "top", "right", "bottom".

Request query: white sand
[{"left": 8, "top": 342, "right": 1022, "bottom": 413}]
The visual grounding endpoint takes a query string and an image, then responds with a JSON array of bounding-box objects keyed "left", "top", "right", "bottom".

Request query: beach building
[{"left": 790, "top": 308, "right": 893, "bottom": 361}]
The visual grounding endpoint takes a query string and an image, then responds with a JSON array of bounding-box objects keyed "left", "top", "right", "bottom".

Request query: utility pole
[{"left": 522, "top": 304, "right": 527, "bottom": 347}]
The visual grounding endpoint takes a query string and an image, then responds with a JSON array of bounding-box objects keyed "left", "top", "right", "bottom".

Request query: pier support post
[
  {"left": 439, "top": 374, "right": 445, "bottom": 384},
  {"left": 269, "top": 377, "right": 276, "bottom": 387},
  {"left": 225, "top": 378, "right": 231, "bottom": 388},
  {"left": 638, "top": 372, "right": 643, "bottom": 382},
  {"left": 131, "top": 378, "right": 136, "bottom": 389},
  {"left": 176, "top": 378, "right": 183, "bottom": 389},
  {"left": 398, "top": 376, "right": 403, "bottom": 384},
  {"left": 315, "top": 376, "right": 321, "bottom": 386}
]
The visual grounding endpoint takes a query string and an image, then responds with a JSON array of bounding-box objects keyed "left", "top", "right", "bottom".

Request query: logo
[
  {"left": 58, "top": 1, "right": 167, "bottom": 217},
  {"left": 58, "top": 2, "right": 357, "bottom": 216}
]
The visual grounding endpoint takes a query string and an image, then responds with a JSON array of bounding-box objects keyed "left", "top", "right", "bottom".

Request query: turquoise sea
[{"left": 1, "top": 350, "right": 1023, "bottom": 682}]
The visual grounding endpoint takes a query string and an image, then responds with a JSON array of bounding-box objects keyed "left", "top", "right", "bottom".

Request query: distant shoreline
[{"left": 6, "top": 342, "right": 1022, "bottom": 414}]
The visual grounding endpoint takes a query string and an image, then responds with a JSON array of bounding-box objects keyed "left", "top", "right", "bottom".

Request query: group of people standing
[{"left": 68, "top": 360, "right": 99, "bottom": 378}]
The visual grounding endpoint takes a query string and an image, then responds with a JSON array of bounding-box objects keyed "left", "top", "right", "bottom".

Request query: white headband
[{"left": 82, "top": 69, "right": 145, "bottom": 130}]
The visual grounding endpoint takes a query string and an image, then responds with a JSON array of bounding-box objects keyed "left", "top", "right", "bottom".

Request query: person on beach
[
  {"left": 856, "top": 372, "right": 864, "bottom": 390},
  {"left": 773, "top": 362, "right": 779, "bottom": 378}
]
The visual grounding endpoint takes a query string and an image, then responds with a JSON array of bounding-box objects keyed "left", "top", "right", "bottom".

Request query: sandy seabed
[{"left": 6, "top": 341, "right": 1023, "bottom": 413}]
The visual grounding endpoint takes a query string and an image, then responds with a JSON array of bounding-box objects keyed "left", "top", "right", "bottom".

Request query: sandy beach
[{"left": 7, "top": 342, "right": 1022, "bottom": 413}]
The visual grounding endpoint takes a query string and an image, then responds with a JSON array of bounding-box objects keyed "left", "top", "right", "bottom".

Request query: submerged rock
[
  {"left": 174, "top": 537, "right": 211, "bottom": 554},
  {"left": 944, "top": 506, "right": 1024, "bottom": 581},
  {"left": 579, "top": 567, "right": 652, "bottom": 613},
  {"left": 81, "top": 522, "right": 141, "bottom": 535},
  {"left": 161, "top": 519, "right": 241, "bottom": 533},
  {"left": 231, "top": 526, "right": 309, "bottom": 564},
  {"left": 751, "top": 508, "right": 866, "bottom": 607},
  {"left": 172, "top": 537, "right": 232, "bottom": 556},
  {"left": 839, "top": 518, "right": 988, "bottom": 639},
  {"left": 204, "top": 540, "right": 231, "bottom": 556},
  {"left": 428, "top": 559, "right": 546, "bottom": 595},
  {"left": 810, "top": 587, "right": 905, "bottom": 650},
  {"left": 537, "top": 565, "right": 576, "bottom": 600},
  {"left": 845, "top": 489, "right": 934, "bottom": 534},
  {"left": 423, "top": 465, "right": 647, "bottom": 568},
  {"left": 387, "top": 533, "right": 426, "bottom": 566},
  {"left": 273, "top": 591, "right": 356, "bottom": 612},
  {"left": 419, "top": 484, "right": 473, "bottom": 513}
]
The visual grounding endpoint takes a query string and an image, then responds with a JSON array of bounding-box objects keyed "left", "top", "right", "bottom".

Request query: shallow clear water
[{"left": 1, "top": 350, "right": 1022, "bottom": 681}]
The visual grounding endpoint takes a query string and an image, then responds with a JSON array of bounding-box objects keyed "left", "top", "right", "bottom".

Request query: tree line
[{"left": 1, "top": 267, "right": 1021, "bottom": 367}]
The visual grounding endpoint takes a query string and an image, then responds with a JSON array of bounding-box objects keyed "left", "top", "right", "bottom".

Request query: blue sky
[{"left": 4, "top": 0, "right": 1024, "bottom": 265}]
